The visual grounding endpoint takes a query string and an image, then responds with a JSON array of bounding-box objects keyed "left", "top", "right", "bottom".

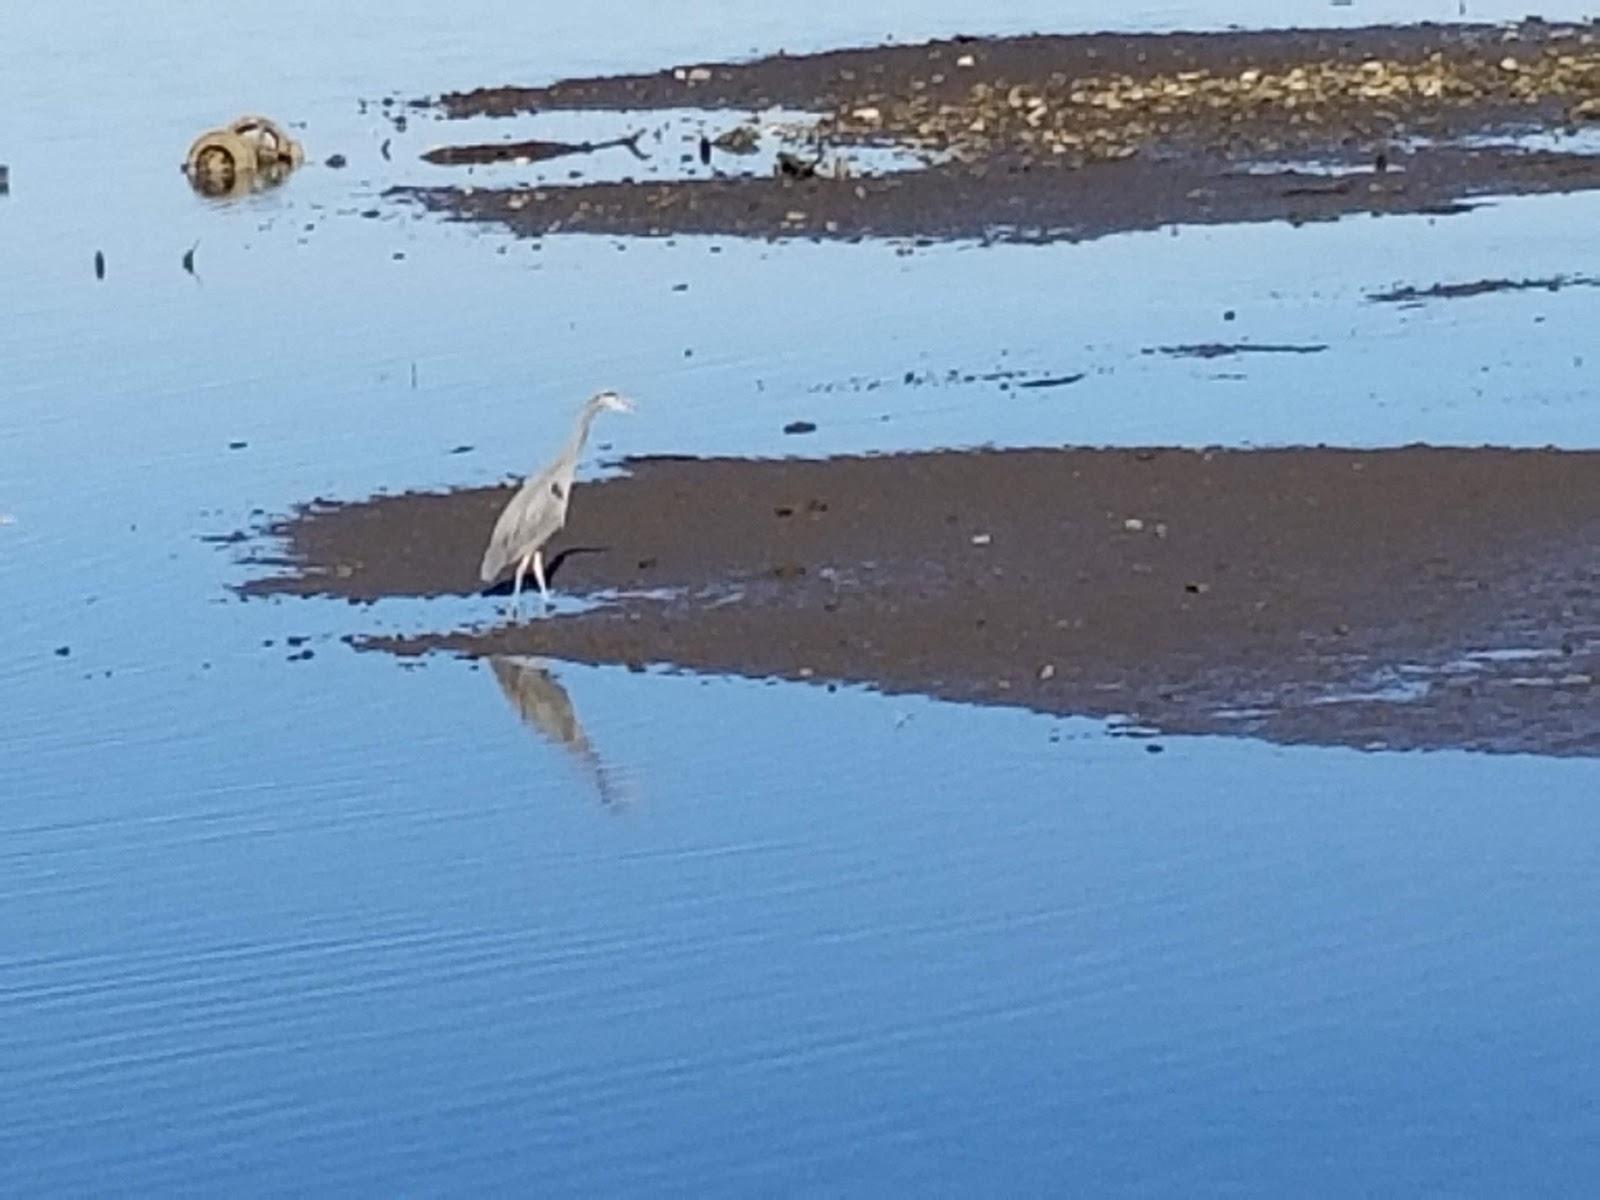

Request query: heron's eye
[{"left": 550, "top": 482, "right": 564, "bottom": 500}]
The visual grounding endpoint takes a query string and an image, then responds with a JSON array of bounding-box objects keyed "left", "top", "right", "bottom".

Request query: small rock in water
[
  {"left": 776, "top": 152, "right": 817, "bottom": 179},
  {"left": 784, "top": 420, "right": 817, "bottom": 435},
  {"left": 94, "top": 250, "right": 105, "bottom": 280},
  {"left": 325, "top": 153, "right": 348, "bottom": 168},
  {"left": 54, "top": 645, "right": 71, "bottom": 657},
  {"left": 228, "top": 440, "right": 248, "bottom": 450},
  {"left": 712, "top": 126, "right": 759, "bottom": 155}
]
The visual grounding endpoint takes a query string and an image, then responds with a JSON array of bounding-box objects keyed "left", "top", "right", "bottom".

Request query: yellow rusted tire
[
  {"left": 230, "top": 114, "right": 298, "bottom": 165},
  {"left": 186, "top": 128, "right": 259, "bottom": 185}
]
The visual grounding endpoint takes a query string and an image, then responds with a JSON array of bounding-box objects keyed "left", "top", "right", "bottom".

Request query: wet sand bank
[
  {"left": 242, "top": 447, "right": 1600, "bottom": 755},
  {"left": 397, "top": 22, "right": 1600, "bottom": 243}
]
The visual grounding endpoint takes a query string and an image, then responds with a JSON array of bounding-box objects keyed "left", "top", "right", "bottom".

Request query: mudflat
[
  {"left": 242, "top": 446, "right": 1600, "bottom": 755},
  {"left": 397, "top": 22, "right": 1600, "bottom": 243}
]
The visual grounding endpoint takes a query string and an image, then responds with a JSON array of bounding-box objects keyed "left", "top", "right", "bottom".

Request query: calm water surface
[{"left": 5, "top": 2, "right": 1600, "bottom": 1194}]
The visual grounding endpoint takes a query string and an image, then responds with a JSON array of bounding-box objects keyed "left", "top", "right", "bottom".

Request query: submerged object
[
  {"left": 184, "top": 114, "right": 304, "bottom": 198},
  {"left": 422, "top": 130, "right": 645, "bottom": 167},
  {"left": 0, "top": 163, "right": 9, "bottom": 195}
]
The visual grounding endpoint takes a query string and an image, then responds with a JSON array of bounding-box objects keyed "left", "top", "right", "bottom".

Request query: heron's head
[{"left": 594, "top": 390, "right": 635, "bottom": 414}]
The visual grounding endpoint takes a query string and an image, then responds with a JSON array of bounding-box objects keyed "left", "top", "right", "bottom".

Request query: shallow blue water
[{"left": 5, "top": 2, "right": 1600, "bottom": 1194}]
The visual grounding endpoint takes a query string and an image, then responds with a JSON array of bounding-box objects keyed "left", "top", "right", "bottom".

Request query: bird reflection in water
[{"left": 488, "top": 656, "right": 625, "bottom": 806}]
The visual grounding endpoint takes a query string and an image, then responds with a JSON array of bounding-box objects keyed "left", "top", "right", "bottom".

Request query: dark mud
[
  {"left": 420, "top": 133, "right": 644, "bottom": 166},
  {"left": 242, "top": 448, "right": 1600, "bottom": 756},
  {"left": 1368, "top": 273, "right": 1600, "bottom": 302},
  {"left": 1148, "top": 343, "right": 1328, "bottom": 359},
  {"left": 395, "top": 23, "right": 1600, "bottom": 244}
]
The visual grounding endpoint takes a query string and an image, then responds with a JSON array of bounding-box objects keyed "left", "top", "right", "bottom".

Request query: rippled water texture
[{"left": 5, "top": 1, "right": 1600, "bottom": 1193}]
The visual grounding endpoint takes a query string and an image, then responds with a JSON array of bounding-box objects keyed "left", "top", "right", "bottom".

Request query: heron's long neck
[{"left": 560, "top": 399, "right": 601, "bottom": 465}]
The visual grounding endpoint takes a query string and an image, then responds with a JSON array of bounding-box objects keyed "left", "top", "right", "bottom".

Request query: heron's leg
[
  {"left": 511, "top": 552, "right": 531, "bottom": 617},
  {"left": 533, "top": 550, "right": 550, "bottom": 604}
]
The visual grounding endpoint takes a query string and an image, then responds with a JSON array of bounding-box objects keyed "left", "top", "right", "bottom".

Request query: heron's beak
[{"left": 617, "top": 395, "right": 637, "bottom": 413}]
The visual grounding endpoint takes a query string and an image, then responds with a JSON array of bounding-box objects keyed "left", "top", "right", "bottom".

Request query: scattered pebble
[
  {"left": 325, "top": 153, "right": 348, "bottom": 168},
  {"left": 1123, "top": 517, "right": 1145, "bottom": 532},
  {"left": 971, "top": 533, "right": 992, "bottom": 546},
  {"left": 1145, "top": 743, "right": 1165, "bottom": 754},
  {"left": 783, "top": 420, "right": 817, "bottom": 435},
  {"left": 1185, "top": 581, "right": 1211, "bottom": 594},
  {"left": 94, "top": 251, "right": 105, "bottom": 280},
  {"left": 228, "top": 440, "right": 248, "bottom": 450},
  {"left": 1038, "top": 663, "right": 1056, "bottom": 681},
  {"left": 54, "top": 645, "right": 70, "bottom": 657}
]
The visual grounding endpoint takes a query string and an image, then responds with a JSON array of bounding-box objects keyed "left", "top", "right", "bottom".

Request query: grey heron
[{"left": 480, "top": 389, "right": 634, "bottom": 609}]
